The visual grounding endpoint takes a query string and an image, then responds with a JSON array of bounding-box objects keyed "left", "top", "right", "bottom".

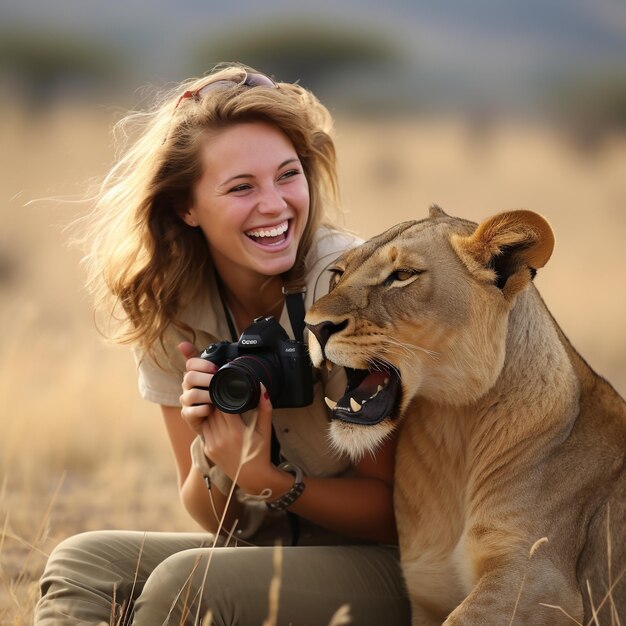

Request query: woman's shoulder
[
  {"left": 306, "top": 226, "right": 363, "bottom": 275},
  {"left": 310, "top": 225, "right": 363, "bottom": 260}
]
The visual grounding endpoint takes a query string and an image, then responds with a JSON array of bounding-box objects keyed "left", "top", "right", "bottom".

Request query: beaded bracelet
[{"left": 266, "top": 462, "right": 306, "bottom": 512}]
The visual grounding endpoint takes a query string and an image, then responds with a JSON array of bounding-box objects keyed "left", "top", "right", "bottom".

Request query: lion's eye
[
  {"left": 384, "top": 269, "right": 422, "bottom": 286},
  {"left": 328, "top": 267, "right": 344, "bottom": 291}
]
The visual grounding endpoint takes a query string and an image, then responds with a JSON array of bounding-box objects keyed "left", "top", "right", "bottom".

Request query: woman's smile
[{"left": 244, "top": 219, "right": 292, "bottom": 248}]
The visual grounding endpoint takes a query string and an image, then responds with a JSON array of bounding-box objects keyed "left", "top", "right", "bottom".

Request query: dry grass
[{"left": 0, "top": 102, "right": 624, "bottom": 623}]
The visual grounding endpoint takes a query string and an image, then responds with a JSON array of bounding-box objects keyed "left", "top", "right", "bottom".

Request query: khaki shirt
[{"left": 134, "top": 227, "right": 362, "bottom": 479}]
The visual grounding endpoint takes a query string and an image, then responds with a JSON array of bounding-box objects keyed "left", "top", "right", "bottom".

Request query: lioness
[{"left": 305, "top": 206, "right": 626, "bottom": 625}]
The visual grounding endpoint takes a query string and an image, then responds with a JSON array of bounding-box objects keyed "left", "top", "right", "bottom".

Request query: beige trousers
[{"left": 35, "top": 530, "right": 410, "bottom": 625}]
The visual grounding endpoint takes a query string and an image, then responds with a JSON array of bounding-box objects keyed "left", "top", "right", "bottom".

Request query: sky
[
  {"left": 4, "top": 0, "right": 625, "bottom": 72},
  {"left": 2, "top": 0, "right": 626, "bottom": 117}
]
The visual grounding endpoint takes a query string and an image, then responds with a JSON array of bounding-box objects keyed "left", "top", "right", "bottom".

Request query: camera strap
[
  {"left": 281, "top": 285, "right": 307, "bottom": 547},
  {"left": 282, "top": 284, "right": 307, "bottom": 343},
  {"left": 215, "top": 273, "right": 239, "bottom": 345}
]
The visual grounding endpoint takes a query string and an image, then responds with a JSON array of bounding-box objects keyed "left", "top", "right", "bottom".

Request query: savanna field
[{"left": 1, "top": 103, "right": 625, "bottom": 624}]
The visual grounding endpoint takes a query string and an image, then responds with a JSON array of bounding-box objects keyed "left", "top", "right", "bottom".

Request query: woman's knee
[
  {"left": 36, "top": 531, "right": 215, "bottom": 625},
  {"left": 41, "top": 530, "right": 128, "bottom": 586},
  {"left": 134, "top": 547, "right": 273, "bottom": 625},
  {"left": 36, "top": 531, "right": 140, "bottom": 625}
]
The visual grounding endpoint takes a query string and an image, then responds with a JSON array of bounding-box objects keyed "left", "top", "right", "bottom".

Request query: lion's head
[{"left": 305, "top": 206, "right": 554, "bottom": 460}]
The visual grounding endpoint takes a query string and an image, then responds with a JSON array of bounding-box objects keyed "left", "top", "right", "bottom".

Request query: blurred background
[{"left": 1, "top": 0, "right": 625, "bottom": 622}]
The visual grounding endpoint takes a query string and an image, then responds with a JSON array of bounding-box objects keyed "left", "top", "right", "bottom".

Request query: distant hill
[{"left": 2, "top": 0, "right": 626, "bottom": 122}]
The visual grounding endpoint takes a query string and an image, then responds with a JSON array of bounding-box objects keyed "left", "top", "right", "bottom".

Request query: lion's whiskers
[{"left": 382, "top": 336, "right": 441, "bottom": 363}]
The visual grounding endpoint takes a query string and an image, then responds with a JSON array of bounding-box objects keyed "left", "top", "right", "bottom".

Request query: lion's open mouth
[{"left": 324, "top": 363, "right": 401, "bottom": 425}]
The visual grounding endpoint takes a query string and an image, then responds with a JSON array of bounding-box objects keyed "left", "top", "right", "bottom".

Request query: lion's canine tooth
[
  {"left": 369, "top": 385, "right": 384, "bottom": 400},
  {"left": 384, "top": 377, "right": 389, "bottom": 385},
  {"left": 325, "top": 360, "right": 333, "bottom": 372},
  {"left": 349, "top": 397, "right": 361, "bottom": 412},
  {"left": 324, "top": 397, "right": 337, "bottom": 410}
]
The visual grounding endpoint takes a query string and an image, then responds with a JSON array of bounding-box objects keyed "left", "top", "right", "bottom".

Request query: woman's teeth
[{"left": 246, "top": 221, "right": 288, "bottom": 239}]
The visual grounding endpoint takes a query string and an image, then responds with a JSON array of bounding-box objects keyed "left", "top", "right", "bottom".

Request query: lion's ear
[
  {"left": 429, "top": 204, "right": 449, "bottom": 219},
  {"left": 453, "top": 210, "right": 555, "bottom": 299}
]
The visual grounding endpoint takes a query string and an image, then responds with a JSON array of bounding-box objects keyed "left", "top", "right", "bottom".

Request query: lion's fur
[{"left": 306, "top": 207, "right": 626, "bottom": 625}]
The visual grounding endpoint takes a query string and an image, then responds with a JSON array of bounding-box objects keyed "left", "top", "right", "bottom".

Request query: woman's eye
[
  {"left": 228, "top": 183, "right": 252, "bottom": 193},
  {"left": 279, "top": 169, "right": 301, "bottom": 181}
]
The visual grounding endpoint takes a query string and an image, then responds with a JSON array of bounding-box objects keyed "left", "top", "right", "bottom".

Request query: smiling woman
[{"left": 34, "top": 64, "right": 410, "bottom": 625}]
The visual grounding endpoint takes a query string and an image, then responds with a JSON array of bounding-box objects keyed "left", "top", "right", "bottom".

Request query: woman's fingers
[
  {"left": 178, "top": 341, "right": 200, "bottom": 360},
  {"left": 178, "top": 342, "right": 223, "bottom": 438},
  {"left": 180, "top": 385, "right": 210, "bottom": 406},
  {"left": 185, "top": 357, "right": 217, "bottom": 374},
  {"left": 182, "top": 369, "right": 213, "bottom": 392},
  {"left": 180, "top": 403, "right": 211, "bottom": 433}
]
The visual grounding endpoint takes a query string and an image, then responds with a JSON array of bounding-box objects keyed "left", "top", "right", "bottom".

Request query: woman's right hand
[{"left": 178, "top": 341, "right": 217, "bottom": 437}]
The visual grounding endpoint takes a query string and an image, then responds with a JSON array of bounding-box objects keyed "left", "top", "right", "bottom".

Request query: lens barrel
[{"left": 209, "top": 355, "right": 280, "bottom": 413}]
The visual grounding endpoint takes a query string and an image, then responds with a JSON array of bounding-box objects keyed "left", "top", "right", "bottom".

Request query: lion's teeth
[
  {"left": 324, "top": 397, "right": 337, "bottom": 410},
  {"left": 368, "top": 384, "right": 384, "bottom": 400},
  {"left": 384, "top": 377, "right": 389, "bottom": 385},
  {"left": 349, "top": 397, "right": 361, "bottom": 412},
  {"left": 325, "top": 360, "right": 333, "bottom": 372}
]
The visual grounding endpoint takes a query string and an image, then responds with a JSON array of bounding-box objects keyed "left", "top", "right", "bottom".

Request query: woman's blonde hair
[{"left": 83, "top": 64, "right": 342, "bottom": 357}]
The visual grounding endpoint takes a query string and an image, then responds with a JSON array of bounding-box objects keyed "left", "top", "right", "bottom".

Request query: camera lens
[
  {"left": 209, "top": 356, "right": 280, "bottom": 413},
  {"left": 210, "top": 367, "right": 258, "bottom": 413}
]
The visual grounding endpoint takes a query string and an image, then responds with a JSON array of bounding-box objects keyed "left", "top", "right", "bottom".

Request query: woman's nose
[{"left": 257, "top": 185, "right": 287, "bottom": 213}]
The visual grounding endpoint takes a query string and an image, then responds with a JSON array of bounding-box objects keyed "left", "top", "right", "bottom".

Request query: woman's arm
[
  {"left": 235, "top": 425, "right": 398, "bottom": 545},
  {"left": 292, "top": 434, "right": 398, "bottom": 544},
  {"left": 178, "top": 343, "right": 398, "bottom": 544},
  {"left": 180, "top": 387, "right": 397, "bottom": 543},
  {"left": 161, "top": 404, "right": 244, "bottom": 534}
]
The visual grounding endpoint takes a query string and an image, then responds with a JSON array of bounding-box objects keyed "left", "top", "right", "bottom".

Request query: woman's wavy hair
[{"left": 82, "top": 63, "right": 342, "bottom": 358}]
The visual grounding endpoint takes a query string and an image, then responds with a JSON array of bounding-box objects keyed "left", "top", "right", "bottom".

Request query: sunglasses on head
[{"left": 173, "top": 70, "right": 278, "bottom": 111}]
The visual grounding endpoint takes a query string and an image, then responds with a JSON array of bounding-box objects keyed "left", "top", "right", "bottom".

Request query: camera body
[{"left": 200, "top": 315, "right": 313, "bottom": 414}]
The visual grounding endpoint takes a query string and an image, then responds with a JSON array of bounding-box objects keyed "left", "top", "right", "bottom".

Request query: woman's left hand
[{"left": 201, "top": 386, "right": 280, "bottom": 494}]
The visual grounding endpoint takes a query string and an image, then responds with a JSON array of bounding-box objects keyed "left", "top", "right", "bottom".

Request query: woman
[{"left": 36, "top": 64, "right": 410, "bottom": 625}]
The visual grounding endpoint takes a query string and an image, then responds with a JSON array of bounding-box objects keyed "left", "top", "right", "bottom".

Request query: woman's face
[{"left": 185, "top": 121, "right": 310, "bottom": 284}]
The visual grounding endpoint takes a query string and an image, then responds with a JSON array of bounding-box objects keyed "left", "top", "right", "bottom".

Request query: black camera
[{"left": 200, "top": 315, "right": 314, "bottom": 414}]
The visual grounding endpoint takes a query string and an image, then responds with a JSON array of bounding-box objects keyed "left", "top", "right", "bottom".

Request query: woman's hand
[
  {"left": 179, "top": 341, "right": 216, "bottom": 436},
  {"left": 178, "top": 342, "right": 279, "bottom": 494},
  {"left": 201, "top": 386, "right": 278, "bottom": 493},
  {"left": 177, "top": 342, "right": 397, "bottom": 542}
]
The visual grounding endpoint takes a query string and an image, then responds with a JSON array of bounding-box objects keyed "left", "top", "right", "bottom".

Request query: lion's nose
[{"left": 306, "top": 319, "right": 348, "bottom": 356}]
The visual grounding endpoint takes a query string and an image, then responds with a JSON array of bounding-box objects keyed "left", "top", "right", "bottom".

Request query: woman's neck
[{"left": 217, "top": 271, "right": 284, "bottom": 333}]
